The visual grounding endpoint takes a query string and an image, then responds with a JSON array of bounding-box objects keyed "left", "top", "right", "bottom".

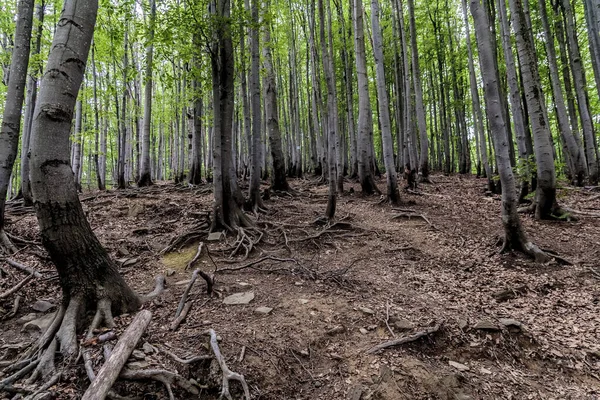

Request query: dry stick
[
  {"left": 1, "top": 258, "right": 43, "bottom": 278},
  {"left": 207, "top": 329, "right": 251, "bottom": 400},
  {"left": 170, "top": 301, "right": 194, "bottom": 331},
  {"left": 0, "top": 274, "right": 33, "bottom": 299},
  {"left": 217, "top": 256, "right": 297, "bottom": 273},
  {"left": 23, "top": 372, "right": 61, "bottom": 400},
  {"left": 158, "top": 345, "right": 212, "bottom": 364},
  {"left": 366, "top": 325, "right": 440, "bottom": 354},
  {"left": 119, "top": 368, "right": 199, "bottom": 400},
  {"left": 4, "top": 295, "right": 21, "bottom": 319},
  {"left": 81, "top": 310, "right": 152, "bottom": 400}
]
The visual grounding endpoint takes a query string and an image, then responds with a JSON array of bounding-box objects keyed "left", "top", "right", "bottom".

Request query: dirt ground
[{"left": 1, "top": 175, "right": 600, "bottom": 399}]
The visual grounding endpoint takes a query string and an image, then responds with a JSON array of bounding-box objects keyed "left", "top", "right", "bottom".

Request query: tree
[
  {"left": 138, "top": 0, "right": 156, "bottom": 187},
  {"left": 354, "top": 0, "right": 379, "bottom": 195},
  {"left": 28, "top": 0, "right": 148, "bottom": 367},
  {"left": 470, "top": 0, "right": 548, "bottom": 261},
  {"left": 210, "top": 0, "right": 252, "bottom": 230},
  {"left": 370, "top": 0, "right": 400, "bottom": 203},
  {"left": 0, "top": 0, "right": 34, "bottom": 254}
]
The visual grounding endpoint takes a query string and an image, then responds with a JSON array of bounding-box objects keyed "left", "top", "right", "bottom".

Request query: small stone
[
  {"left": 458, "top": 319, "right": 469, "bottom": 331},
  {"left": 473, "top": 320, "right": 500, "bottom": 331},
  {"left": 142, "top": 342, "right": 155, "bottom": 354},
  {"left": 207, "top": 232, "right": 224, "bottom": 241},
  {"left": 366, "top": 325, "right": 377, "bottom": 331},
  {"left": 32, "top": 300, "right": 55, "bottom": 313},
  {"left": 359, "top": 328, "right": 368, "bottom": 335},
  {"left": 480, "top": 367, "right": 492, "bottom": 375},
  {"left": 499, "top": 318, "right": 523, "bottom": 332},
  {"left": 223, "top": 291, "right": 255, "bottom": 305},
  {"left": 359, "top": 307, "right": 375, "bottom": 315},
  {"left": 127, "top": 361, "right": 149, "bottom": 369},
  {"left": 394, "top": 319, "right": 414, "bottom": 331},
  {"left": 23, "top": 313, "right": 55, "bottom": 333},
  {"left": 449, "top": 361, "right": 470, "bottom": 372},
  {"left": 298, "top": 299, "right": 309, "bottom": 305},
  {"left": 294, "top": 281, "right": 304, "bottom": 286},
  {"left": 314, "top": 380, "right": 322, "bottom": 388},
  {"left": 255, "top": 306, "right": 273, "bottom": 315},
  {"left": 237, "top": 282, "right": 252, "bottom": 287},
  {"left": 166, "top": 269, "right": 176, "bottom": 277},
  {"left": 131, "top": 350, "right": 146, "bottom": 360}
]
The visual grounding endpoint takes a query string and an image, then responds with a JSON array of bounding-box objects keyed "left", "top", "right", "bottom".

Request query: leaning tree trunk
[
  {"left": 0, "top": 0, "right": 34, "bottom": 253},
  {"left": 470, "top": 0, "right": 548, "bottom": 261},
  {"left": 354, "top": 0, "right": 379, "bottom": 195},
  {"left": 137, "top": 0, "right": 155, "bottom": 187},
  {"left": 538, "top": 0, "right": 586, "bottom": 186},
  {"left": 29, "top": 0, "right": 141, "bottom": 359},
  {"left": 510, "top": 0, "right": 560, "bottom": 219},
  {"left": 263, "top": 3, "right": 290, "bottom": 192},
  {"left": 210, "top": 0, "right": 252, "bottom": 231},
  {"left": 371, "top": 0, "right": 400, "bottom": 204}
]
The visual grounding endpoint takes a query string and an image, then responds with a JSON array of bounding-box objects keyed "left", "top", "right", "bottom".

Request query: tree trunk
[
  {"left": 510, "top": 0, "right": 559, "bottom": 219},
  {"left": 470, "top": 0, "right": 546, "bottom": 260},
  {"left": 371, "top": 0, "right": 400, "bottom": 204},
  {"left": 407, "top": 0, "right": 430, "bottom": 181},
  {"left": 138, "top": 0, "right": 155, "bottom": 187},
  {"left": 538, "top": 0, "right": 586, "bottom": 186},
  {"left": 247, "top": 0, "right": 264, "bottom": 211},
  {"left": 29, "top": 0, "right": 141, "bottom": 356},
  {"left": 354, "top": 0, "right": 379, "bottom": 195},
  {"left": 118, "top": 28, "right": 129, "bottom": 189},
  {"left": 0, "top": 0, "right": 34, "bottom": 249},
  {"left": 210, "top": 0, "right": 252, "bottom": 231},
  {"left": 91, "top": 42, "right": 105, "bottom": 190},
  {"left": 263, "top": 3, "right": 290, "bottom": 192}
]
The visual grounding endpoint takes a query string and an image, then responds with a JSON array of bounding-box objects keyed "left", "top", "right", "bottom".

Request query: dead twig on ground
[
  {"left": 0, "top": 274, "right": 33, "bottom": 299},
  {"left": 207, "top": 329, "right": 251, "bottom": 400},
  {"left": 366, "top": 325, "right": 440, "bottom": 354},
  {"left": 1, "top": 258, "right": 43, "bottom": 278}
]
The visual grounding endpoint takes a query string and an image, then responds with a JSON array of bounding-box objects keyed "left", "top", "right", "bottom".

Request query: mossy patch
[{"left": 162, "top": 244, "right": 199, "bottom": 271}]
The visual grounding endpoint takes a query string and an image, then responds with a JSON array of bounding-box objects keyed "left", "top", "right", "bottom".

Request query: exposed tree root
[
  {"left": 228, "top": 227, "right": 263, "bottom": 260},
  {"left": 1, "top": 294, "right": 21, "bottom": 320},
  {"left": 160, "top": 216, "right": 210, "bottom": 254},
  {"left": 0, "top": 229, "right": 18, "bottom": 255},
  {"left": 390, "top": 212, "right": 434, "bottom": 228},
  {"left": 366, "top": 325, "right": 440, "bottom": 354},
  {"left": 158, "top": 345, "right": 212, "bottom": 364},
  {"left": 207, "top": 329, "right": 251, "bottom": 400}
]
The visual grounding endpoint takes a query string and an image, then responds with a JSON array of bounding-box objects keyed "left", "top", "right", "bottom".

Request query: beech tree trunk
[
  {"left": 138, "top": 0, "right": 155, "bottom": 187},
  {"left": 354, "top": 0, "right": 378, "bottom": 195},
  {"left": 29, "top": 0, "right": 140, "bottom": 345},
  {"left": 0, "top": 0, "right": 34, "bottom": 245},
  {"left": 510, "top": 0, "right": 559, "bottom": 219},
  {"left": 263, "top": 3, "right": 290, "bottom": 192},
  {"left": 371, "top": 0, "right": 400, "bottom": 203}
]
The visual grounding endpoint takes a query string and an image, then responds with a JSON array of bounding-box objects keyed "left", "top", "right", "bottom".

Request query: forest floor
[{"left": 1, "top": 174, "right": 600, "bottom": 399}]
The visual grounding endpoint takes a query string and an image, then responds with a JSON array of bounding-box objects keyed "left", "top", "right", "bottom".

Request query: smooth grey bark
[
  {"left": 510, "top": 0, "right": 559, "bottom": 219},
  {"left": 247, "top": 0, "right": 264, "bottom": 211},
  {"left": 407, "top": 0, "right": 429, "bottom": 181},
  {"left": 461, "top": 0, "right": 493, "bottom": 190},
  {"left": 538, "top": 0, "right": 586, "bottom": 186},
  {"left": 583, "top": 0, "right": 600, "bottom": 105},
  {"left": 561, "top": 0, "right": 599, "bottom": 184},
  {"left": 318, "top": 0, "right": 338, "bottom": 218},
  {"left": 72, "top": 98, "right": 83, "bottom": 192},
  {"left": 398, "top": 0, "right": 417, "bottom": 174},
  {"left": 371, "top": 0, "right": 400, "bottom": 203},
  {"left": 0, "top": 0, "right": 34, "bottom": 252},
  {"left": 21, "top": 1, "right": 44, "bottom": 206},
  {"left": 210, "top": 0, "right": 251, "bottom": 231},
  {"left": 29, "top": 0, "right": 140, "bottom": 356},
  {"left": 470, "top": 0, "right": 547, "bottom": 261},
  {"left": 189, "top": 78, "right": 203, "bottom": 185},
  {"left": 354, "top": 0, "right": 379, "bottom": 195},
  {"left": 497, "top": 0, "right": 532, "bottom": 197},
  {"left": 262, "top": 4, "right": 289, "bottom": 192},
  {"left": 91, "top": 42, "right": 105, "bottom": 190},
  {"left": 138, "top": 0, "right": 155, "bottom": 187},
  {"left": 117, "top": 28, "right": 129, "bottom": 189}
]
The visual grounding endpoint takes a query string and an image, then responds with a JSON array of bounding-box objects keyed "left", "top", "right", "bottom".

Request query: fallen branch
[
  {"left": 217, "top": 256, "right": 297, "bottom": 273},
  {"left": 158, "top": 345, "right": 212, "bottom": 364},
  {"left": 366, "top": 325, "right": 440, "bottom": 354},
  {"left": 1, "top": 258, "right": 43, "bottom": 278},
  {"left": 0, "top": 274, "right": 33, "bottom": 299},
  {"left": 170, "top": 301, "right": 194, "bottom": 331},
  {"left": 120, "top": 368, "right": 199, "bottom": 400},
  {"left": 81, "top": 310, "right": 152, "bottom": 400},
  {"left": 207, "top": 329, "right": 251, "bottom": 400}
]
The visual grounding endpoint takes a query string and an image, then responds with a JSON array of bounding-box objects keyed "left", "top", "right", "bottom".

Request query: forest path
[{"left": 1, "top": 175, "right": 599, "bottom": 399}]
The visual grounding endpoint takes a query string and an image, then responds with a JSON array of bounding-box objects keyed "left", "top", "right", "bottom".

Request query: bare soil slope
[{"left": 1, "top": 175, "right": 599, "bottom": 399}]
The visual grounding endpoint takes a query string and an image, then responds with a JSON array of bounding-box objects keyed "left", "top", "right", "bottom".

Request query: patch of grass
[{"left": 162, "top": 244, "right": 199, "bottom": 270}]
